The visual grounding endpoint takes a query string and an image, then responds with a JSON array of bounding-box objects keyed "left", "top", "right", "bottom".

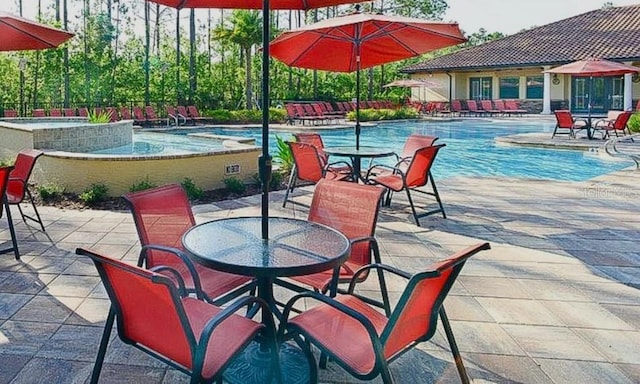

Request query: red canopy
[
  {"left": 147, "top": 0, "right": 362, "bottom": 9},
  {"left": 269, "top": 13, "right": 466, "bottom": 72},
  {"left": 0, "top": 12, "right": 74, "bottom": 51},
  {"left": 544, "top": 58, "right": 640, "bottom": 77}
]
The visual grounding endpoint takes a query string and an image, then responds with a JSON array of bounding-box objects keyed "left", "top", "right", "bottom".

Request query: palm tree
[{"left": 215, "top": 10, "right": 262, "bottom": 110}]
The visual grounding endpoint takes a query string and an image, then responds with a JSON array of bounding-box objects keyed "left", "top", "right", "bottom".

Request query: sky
[
  {"left": 444, "top": 0, "right": 640, "bottom": 35},
  {"left": 4, "top": 0, "right": 640, "bottom": 37}
]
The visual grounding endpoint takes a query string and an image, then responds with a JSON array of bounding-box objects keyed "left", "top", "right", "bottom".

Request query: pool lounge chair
[
  {"left": 119, "top": 106, "right": 133, "bottom": 121},
  {"left": 3, "top": 109, "right": 18, "bottom": 117},
  {"left": 77, "top": 107, "right": 89, "bottom": 117},
  {"left": 466, "top": 100, "right": 487, "bottom": 116},
  {"left": 31, "top": 109, "right": 46, "bottom": 118},
  {"left": 504, "top": 100, "right": 527, "bottom": 115},
  {"left": 63, "top": 108, "right": 76, "bottom": 117},
  {"left": 552, "top": 110, "right": 587, "bottom": 138},
  {"left": 451, "top": 99, "right": 469, "bottom": 116},
  {"left": 480, "top": 100, "right": 501, "bottom": 116},
  {"left": 143, "top": 106, "right": 166, "bottom": 126},
  {"left": 186, "top": 105, "right": 210, "bottom": 124},
  {"left": 166, "top": 105, "right": 187, "bottom": 126}
]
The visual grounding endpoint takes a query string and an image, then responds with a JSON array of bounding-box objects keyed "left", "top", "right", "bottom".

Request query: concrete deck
[{"left": 0, "top": 165, "right": 638, "bottom": 383}]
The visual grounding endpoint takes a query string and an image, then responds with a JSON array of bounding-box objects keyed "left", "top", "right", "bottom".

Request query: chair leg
[
  {"left": 1, "top": 198, "right": 19, "bottom": 260},
  {"left": 405, "top": 189, "right": 421, "bottom": 227},
  {"left": 24, "top": 188, "right": 46, "bottom": 231},
  {"left": 282, "top": 167, "right": 297, "bottom": 208},
  {"left": 430, "top": 173, "right": 446, "bottom": 219},
  {"left": 91, "top": 307, "right": 116, "bottom": 384},
  {"left": 439, "top": 307, "right": 470, "bottom": 384}
]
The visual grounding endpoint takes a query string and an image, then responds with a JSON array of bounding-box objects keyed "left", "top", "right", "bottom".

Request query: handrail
[{"left": 601, "top": 133, "right": 640, "bottom": 168}]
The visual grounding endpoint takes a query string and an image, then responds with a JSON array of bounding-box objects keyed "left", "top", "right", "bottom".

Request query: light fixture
[{"left": 552, "top": 74, "right": 560, "bottom": 85}]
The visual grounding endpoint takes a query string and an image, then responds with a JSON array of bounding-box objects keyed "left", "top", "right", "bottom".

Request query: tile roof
[{"left": 402, "top": 5, "right": 640, "bottom": 73}]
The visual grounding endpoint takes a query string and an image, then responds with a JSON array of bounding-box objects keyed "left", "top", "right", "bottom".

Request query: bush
[
  {"left": 181, "top": 177, "right": 203, "bottom": 200},
  {"left": 37, "top": 183, "right": 65, "bottom": 201},
  {"left": 129, "top": 177, "right": 157, "bottom": 192},
  {"left": 223, "top": 177, "right": 246, "bottom": 194},
  {"left": 202, "top": 108, "right": 286, "bottom": 124},
  {"left": 628, "top": 112, "right": 640, "bottom": 133},
  {"left": 0, "top": 158, "right": 13, "bottom": 167},
  {"left": 273, "top": 135, "right": 294, "bottom": 173},
  {"left": 79, "top": 183, "right": 109, "bottom": 204},
  {"left": 206, "top": 109, "right": 234, "bottom": 123},
  {"left": 88, "top": 109, "right": 112, "bottom": 123},
  {"left": 346, "top": 107, "right": 418, "bottom": 122}
]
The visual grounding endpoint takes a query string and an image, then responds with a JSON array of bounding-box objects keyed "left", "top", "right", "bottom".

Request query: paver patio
[{"left": 0, "top": 163, "right": 638, "bottom": 383}]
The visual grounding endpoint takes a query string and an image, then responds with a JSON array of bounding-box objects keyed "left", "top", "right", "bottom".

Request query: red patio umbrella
[
  {"left": 145, "top": 0, "right": 366, "bottom": 240},
  {"left": 0, "top": 12, "right": 74, "bottom": 51},
  {"left": 269, "top": 12, "right": 466, "bottom": 149}
]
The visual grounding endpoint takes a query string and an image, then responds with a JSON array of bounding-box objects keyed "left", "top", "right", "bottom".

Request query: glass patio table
[
  {"left": 182, "top": 216, "right": 350, "bottom": 384},
  {"left": 575, "top": 114, "right": 607, "bottom": 139},
  {"left": 324, "top": 145, "right": 395, "bottom": 182}
]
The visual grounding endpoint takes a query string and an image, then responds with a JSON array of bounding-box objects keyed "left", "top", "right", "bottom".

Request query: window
[
  {"left": 526, "top": 76, "right": 543, "bottom": 99},
  {"left": 499, "top": 77, "right": 519, "bottom": 99}
]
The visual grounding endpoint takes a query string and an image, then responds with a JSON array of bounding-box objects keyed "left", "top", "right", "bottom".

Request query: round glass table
[
  {"left": 182, "top": 216, "right": 350, "bottom": 384},
  {"left": 324, "top": 145, "right": 395, "bottom": 182}
]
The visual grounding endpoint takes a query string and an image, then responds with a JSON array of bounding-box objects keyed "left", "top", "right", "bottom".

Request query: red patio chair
[
  {"left": 123, "top": 184, "right": 255, "bottom": 305},
  {"left": 451, "top": 99, "right": 469, "bottom": 116},
  {"left": 62, "top": 108, "right": 76, "bottom": 117},
  {"left": 366, "top": 144, "right": 447, "bottom": 226},
  {"left": 144, "top": 105, "right": 165, "bottom": 125},
  {"left": 76, "top": 247, "right": 278, "bottom": 384},
  {"left": 31, "top": 109, "right": 45, "bottom": 117},
  {"left": 277, "top": 179, "right": 390, "bottom": 312},
  {"left": 186, "top": 105, "right": 209, "bottom": 124},
  {"left": 279, "top": 242, "right": 491, "bottom": 384},
  {"left": 6, "top": 149, "right": 46, "bottom": 232},
  {"left": 593, "top": 110, "right": 633, "bottom": 139},
  {"left": 282, "top": 141, "right": 352, "bottom": 207},
  {"left": 131, "top": 106, "right": 146, "bottom": 125},
  {"left": 105, "top": 106, "right": 119, "bottom": 122},
  {"left": 552, "top": 110, "right": 587, "bottom": 138},
  {"left": 119, "top": 106, "right": 133, "bottom": 120},
  {"left": 493, "top": 99, "right": 509, "bottom": 116},
  {"left": 293, "top": 132, "right": 353, "bottom": 176},
  {"left": 480, "top": 100, "right": 501, "bottom": 116},
  {"left": 166, "top": 105, "right": 187, "bottom": 126},
  {"left": 465, "top": 100, "right": 486, "bottom": 116},
  {"left": 0, "top": 166, "right": 19, "bottom": 259},
  {"left": 48, "top": 108, "right": 62, "bottom": 117},
  {"left": 504, "top": 100, "right": 527, "bottom": 115},
  {"left": 77, "top": 107, "right": 89, "bottom": 117},
  {"left": 4, "top": 109, "right": 18, "bottom": 117}
]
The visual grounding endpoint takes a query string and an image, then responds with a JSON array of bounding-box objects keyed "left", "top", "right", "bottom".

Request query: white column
[
  {"left": 624, "top": 73, "right": 633, "bottom": 111},
  {"left": 542, "top": 67, "right": 552, "bottom": 114}
]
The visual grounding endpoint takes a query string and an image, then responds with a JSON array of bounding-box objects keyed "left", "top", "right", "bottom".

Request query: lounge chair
[
  {"left": 144, "top": 105, "right": 166, "bottom": 125},
  {"left": 481, "top": 100, "right": 501, "bottom": 116},
  {"left": 77, "top": 107, "right": 89, "bottom": 117},
  {"left": 186, "top": 105, "right": 210, "bottom": 124},
  {"left": 466, "top": 100, "right": 487, "bottom": 116},
  {"left": 31, "top": 109, "right": 45, "bottom": 117},
  {"left": 105, "top": 107, "right": 119, "bottom": 122},
  {"left": 504, "top": 100, "right": 527, "bottom": 115},
  {"left": 119, "top": 106, "right": 133, "bottom": 121},
  {"left": 552, "top": 110, "right": 587, "bottom": 138},
  {"left": 451, "top": 99, "right": 469, "bottom": 116},
  {"left": 63, "top": 108, "right": 76, "bottom": 117},
  {"left": 3, "top": 109, "right": 18, "bottom": 117},
  {"left": 279, "top": 242, "right": 491, "bottom": 384},
  {"left": 48, "top": 108, "right": 62, "bottom": 117},
  {"left": 166, "top": 105, "right": 186, "bottom": 126},
  {"left": 493, "top": 99, "right": 510, "bottom": 116},
  {"left": 131, "top": 106, "right": 147, "bottom": 125},
  {"left": 593, "top": 111, "right": 633, "bottom": 139}
]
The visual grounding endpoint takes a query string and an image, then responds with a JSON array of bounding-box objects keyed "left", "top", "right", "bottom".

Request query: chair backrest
[
  {"left": 293, "top": 132, "right": 328, "bottom": 164},
  {"left": 77, "top": 107, "right": 89, "bottom": 117},
  {"left": 77, "top": 248, "right": 195, "bottom": 369},
  {"left": 122, "top": 184, "right": 195, "bottom": 268},
  {"left": 187, "top": 105, "right": 200, "bottom": 118},
  {"left": 400, "top": 134, "right": 438, "bottom": 160},
  {"left": 166, "top": 105, "right": 177, "bottom": 116},
  {"left": 7, "top": 149, "right": 44, "bottom": 201},
  {"left": 380, "top": 243, "right": 490, "bottom": 359},
  {"left": 613, "top": 111, "right": 632, "bottom": 130},
  {"left": 32, "top": 109, "right": 45, "bottom": 117},
  {"left": 49, "top": 109, "right": 62, "bottom": 117},
  {"left": 466, "top": 100, "right": 479, "bottom": 111},
  {"left": 493, "top": 99, "right": 506, "bottom": 110},
  {"left": 120, "top": 107, "right": 132, "bottom": 120},
  {"left": 554, "top": 110, "right": 574, "bottom": 128},
  {"left": 312, "top": 103, "right": 325, "bottom": 116},
  {"left": 285, "top": 104, "right": 298, "bottom": 118},
  {"left": 287, "top": 141, "right": 326, "bottom": 183},
  {"left": 450, "top": 100, "right": 462, "bottom": 111},
  {"left": 308, "top": 179, "right": 384, "bottom": 268},
  {"left": 404, "top": 144, "right": 445, "bottom": 188},
  {"left": 177, "top": 106, "right": 189, "bottom": 117},
  {"left": 145, "top": 106, "right": 158, "bottom": 119},
  {"left": 0, "top": 166, "right": 14, "bottom": 219},
  {"left": 63, "top": 108, "right": 76, "bottom": 117},
  {"left": 132, "top": 106, "right": 145, "bottom": 120},
  {"left": 480, "top": 100, "right": 493, "bottom": 110},
  {"left": 106, "top": 107, "right": 118, "bottom": 122},
  {"left": 505, "top": 100, "right": 520, "bottom": 110},
  {"left": 4, "top": 109, "right": 18, "bottom": 117}
]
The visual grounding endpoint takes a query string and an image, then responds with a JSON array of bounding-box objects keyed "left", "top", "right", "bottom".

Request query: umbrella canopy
[
  {"left": 145, "top": 0, "right": 366, "bottom": 240},
  {"left": 269, "top": 12, "right": 466, "bottom": 149},
  {"left": 0, "top": 12, "right": 74, "bottom": 51},
  {"left": 544, "top": 58, "right": 640, "bottom": 77}
]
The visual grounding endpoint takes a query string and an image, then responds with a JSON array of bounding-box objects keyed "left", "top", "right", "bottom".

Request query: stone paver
[{"left": 0, "top": 157, "right": 637, "bottom": 383}]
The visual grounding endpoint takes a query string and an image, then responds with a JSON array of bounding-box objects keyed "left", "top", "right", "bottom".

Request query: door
[
  {"left": 469, "top": 77, "right": 492, "bottom": 100},
  {"left": 571, "top": 76, "right": 624, "bottom": 114}
]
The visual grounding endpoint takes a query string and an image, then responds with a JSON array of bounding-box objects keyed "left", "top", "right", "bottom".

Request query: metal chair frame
[
  {"left": 6, "top": 149, "right": 46, "bottom": 232},
  {"left": 0, "top": 166, "right": 19, "bottom": 259}
]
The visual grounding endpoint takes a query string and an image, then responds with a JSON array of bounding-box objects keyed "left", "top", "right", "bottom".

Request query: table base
[{"left": 223, "top": 341, "right": 311, "bottom": 384}]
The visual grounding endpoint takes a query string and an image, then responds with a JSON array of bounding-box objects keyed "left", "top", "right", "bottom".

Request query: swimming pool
[
  {"left": 91, "top": 132, "right": 228, "bottom": 155},
  {"left": 169, "top": 119, "right": 633, "bottom": 181}
]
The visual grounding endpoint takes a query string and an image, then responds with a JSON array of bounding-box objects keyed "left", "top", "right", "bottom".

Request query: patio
[{"left": 0, "top": 166, "right": 638, "bottom": 383}]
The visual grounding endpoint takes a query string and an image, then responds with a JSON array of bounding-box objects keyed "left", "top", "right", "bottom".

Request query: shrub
[
  {"left": 79, "top": 183, "right": 109, "bottom": 204},
  {"left": 207, "top": 109, "right": 234, "bottom": 123},
  {"left": 628, "top": 112, "right": 640, "bottom": 133},
  {"left": 346, "top": 107, "right": 418, "bottom": 122},
  {"left": 224, "top": 177, "right": 246, "bottom": 194},
  {"left": 129, "top": 177, "right": 157, "bottom": 192},
  {"left": 88, "top": 109, "right": 112, "bottom": 123},
  {"left": 273, "top": 135, "right": 294, "bottom": 173},
  {"left": 0, "top": 158, "right": 13, "bottom": 167},
  {"left": 181, "top": 177, "right": 204, "bottom": 200},
  {"left": 252, "top": 169, "right": 285, "bottom": 191},
  {"left": 37, "top": 183, "right": 65, "bottom": 201},
  {"left": 203, "top": 108, "right": 286, "bottom": 124}
]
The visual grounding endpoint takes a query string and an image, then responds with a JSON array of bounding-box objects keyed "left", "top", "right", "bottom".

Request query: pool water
[
  {"left": 92, "top": 132, "right": 227, "bottom": 155},
  {"left": 169, "top": 119, "right": 632, "bottom": 181}
]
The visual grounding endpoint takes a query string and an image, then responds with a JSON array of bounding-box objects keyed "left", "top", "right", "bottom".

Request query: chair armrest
[
  {"left": 149, "top": 265, "right": 188, "bottom": 297},
  {"left": 325, "top": 160, "right": 353, "bottom": 172},
  {"left": 347, "top": 263, "right": 411, "bottom": 294},
  {"left": 139, "top": 244, "right": 205, "bottom": 300},
  {"left": 365, "top": 163, "right": 403, "bottom": 180}
]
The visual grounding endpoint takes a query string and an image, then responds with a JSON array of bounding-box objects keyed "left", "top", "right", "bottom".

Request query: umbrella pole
[
  {"left": 260, "top": 0, "right": 271, "bottom": 240},
  {"left": 356, "top": 62, "right": 361, "bottom": 150}
]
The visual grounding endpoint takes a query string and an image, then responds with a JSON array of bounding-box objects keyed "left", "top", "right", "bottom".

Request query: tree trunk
[
  {"left": 245, "top": 46, "right": 253, "bottom": 110},
  {"left": 189, "top": 9, "right": 196, "bottom": 104}
]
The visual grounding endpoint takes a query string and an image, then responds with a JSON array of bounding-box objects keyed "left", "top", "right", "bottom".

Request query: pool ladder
[{"left": 596, "top": 134, "right": 640, "bottom": 168}]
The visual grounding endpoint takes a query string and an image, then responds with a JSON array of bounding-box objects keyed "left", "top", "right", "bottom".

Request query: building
[{"left": 401, "top": 4, "right": 640, "bottom": 114}]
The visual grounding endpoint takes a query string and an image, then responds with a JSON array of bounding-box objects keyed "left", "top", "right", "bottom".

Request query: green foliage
[
  {"left": 79, "top": 183, "right": 109, "bottom": 204},
  {"left": 206, "top": 109, "right": 234, "bottom": 123},
  {"left": 129, "top": 177, "right": 157, "bottom": 193},
  {"left": 273, "top": 135, "right": 294, "bottom": 173},
  {"left": 269, "top": 170, "right": 285, "bottom": 191},
  {"left": 181, "top": 177, "right": 204, "bottom": 200},
  {"left": 347, "top": 108, "right": 419, "bottom": 122},
  {"left": 223, "top": 177, "right": 246, "bottom": 194},
  {"left": 0, "top": 158, "right": 13, "bottom": 167},
  {"left": 37, "top": 183, "right": 65, "bottom": 201},
  {"left": 88, "top": 109, "right": 112, "bottom": 124},
  {"left": 628, "top": 113, "right": 640, "bottom": 133}
]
